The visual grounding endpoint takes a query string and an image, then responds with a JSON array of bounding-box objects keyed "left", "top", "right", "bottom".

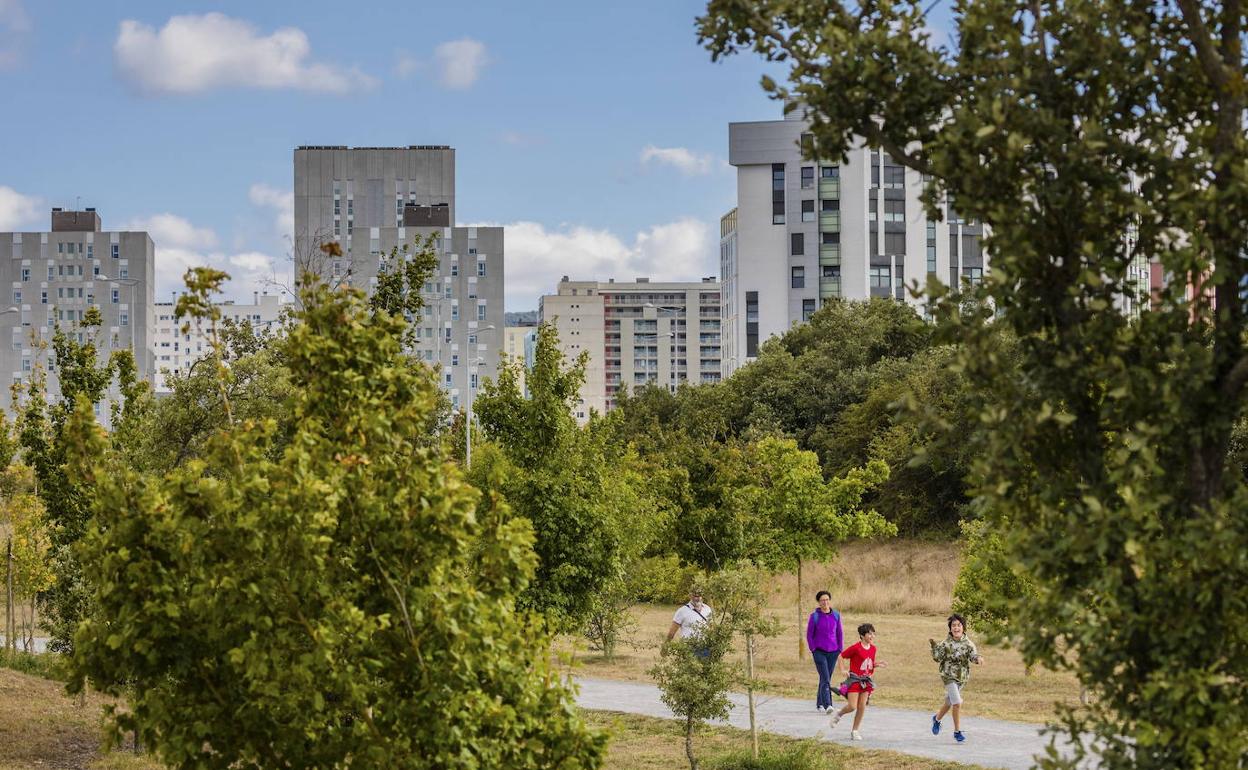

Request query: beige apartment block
[{"left": 540, "top": 276, "right": 721, "bottom": 423}]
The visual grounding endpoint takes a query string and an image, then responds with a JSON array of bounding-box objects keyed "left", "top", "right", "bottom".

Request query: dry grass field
[
  {"left": 0, "top": 667, "right": 159, "bottom": 770},
  {"left": 563, "top": 541, "right": 1080, "bottom": 724},
  {"left": 586, "top": 711, "right": 984, "bottom": 770},
  {"left": 0, "top": 664, "right": 983, "bottom": 770}
]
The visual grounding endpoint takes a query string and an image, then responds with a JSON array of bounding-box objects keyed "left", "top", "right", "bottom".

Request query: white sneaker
[
  {"left": 850, "top": 730, "right": 863, "bottom": 741},
  {"left": 816, "top": 706, "right": 826, "bottom": 713},
  {"left": 828, "top": 711, "right": 842, "bottom": 728}
]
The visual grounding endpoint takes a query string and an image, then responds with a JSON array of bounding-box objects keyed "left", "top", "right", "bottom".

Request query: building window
[
  {"left": 120, "top": 313, "right": 129, "bottom": 327},
  {"left": 40, "top": 291, "right": 46, "bottom": 304},
  {"left": 452, "top": 354, "right": 459, "bottom": 366},
  {"left": 772, "top": 163, "right": 785, "bottom": 224},
  {"left": 111, "top": 244, "right": 119, "bottom": 259},
  {"left": 477, "top": 260, "right": 486, "bottom": 277},
  {"left": 791, "top": 266, "right": 806, "bottom": 289},
  {"left": 870, "top": 267, "right": 891, "bottom": 287},
  {"left": 884, "top": 165, "right": 906, "bottom": 189},
  {"left": 801, "top": 167, "right": 814, "bottom": 188},
  {"left": 477, "top": 304, "right": 487, "bottom": 321},
  {"left": 791, "top": 233, "right": 805, "bottom": 256},
  {"left": 802, "top": 298, "right": 816, "bottom": 321},
  {"left": 470, "top": 372, "right": 479, "bottom": 390},
  {"left": 884, "top": 199, "right": 906, "bottom": 223},
  {"left": 869, "top": 197, "right": 878, "bottom": 222},
  {"left": 112, "top": 289, "right": 120, "bottom": 304},
  {"left": 12, "top": 290, "right": 20, "bottom": 304},
  {"left": 746, "top": 291, "right": 759, "bottom": 357},
  {"left": 964, "top": 266, "right": 984, "bottom": 285},
  {"left": 120, "top": 267, "right": 129, "bottom": 279},
  {"left": 87, "top": 244, "right": 93, "bottom": 258},
  {"left": 821, "top": 166, "right": 839, "bottom": 178},
  {"left": 451, "top": 262, "right": 458, "bottom": 276},
  {"left": 451, "top": 305, "right": 459, "bottom": 321},
  {"left": 20, "top": 268, "right": 28, "bottom": 282},
  {"left": 927, "top": 220, "right": 937, "bottom": 274},
  {"left": 47, "top": 266, "right": 53, "bottom": 280},
  {"left": 801, "top": 199, "right": 815, "bottom": 222}
]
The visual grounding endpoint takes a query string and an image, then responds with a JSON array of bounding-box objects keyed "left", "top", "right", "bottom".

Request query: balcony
[
  {"left": 820, "top": 212, "right": 841, "bottom": 232},
  {"left": 820, "top": 278, "right": 842, "bottom": 299},
  {"left": 819, "top": 178, "right": 841, "bottom": 199},
  {"left": 819, "top": 244, "right": 841, "bottom": 264}
]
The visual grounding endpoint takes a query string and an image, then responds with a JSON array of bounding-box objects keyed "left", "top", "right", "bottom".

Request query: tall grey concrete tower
[
  {"left": 0, "top": 208, "right": 156, "bottom": 421},
  {"left": 723, "top": 110, "right": 987, "bottom": 376},
  {"left": 293, "top": 145, "right": 504, "bottom": 411}
]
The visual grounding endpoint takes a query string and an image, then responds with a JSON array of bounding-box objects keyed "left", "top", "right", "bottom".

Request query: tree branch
[
  {"left": 1176, "top": 0, "right": 1233, "bottom": 91},
  {"left": 863, "top": 123, "right": 936, "bottom": 177},
  {"left": 1220, "top": 352, "right": 1248, "bottom": 403}
]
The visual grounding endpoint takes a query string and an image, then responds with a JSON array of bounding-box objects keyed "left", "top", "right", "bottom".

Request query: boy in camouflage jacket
[{"left": 928, "top": 613, "right": 984, "bottom": 743}]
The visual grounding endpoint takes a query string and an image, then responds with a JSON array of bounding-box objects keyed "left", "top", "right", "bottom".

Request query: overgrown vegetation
[{"left": 698, "top": 0, "right": 1248, "bottom": 766}]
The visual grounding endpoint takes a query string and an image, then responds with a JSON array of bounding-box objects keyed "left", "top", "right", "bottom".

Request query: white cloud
[
  {"left": 639, "top": 145, "right": 721, "bottom": 176},
  {"left": 464, "top": 218, "right": 715, "bottom": 311},
  {"left": 0, "top": 185, "right": 41, "bottom": 230},
  {"left": 120, "top": 213, "right": 279, "bottom": 302},
  {"left": 434, "top": 38, "right": 488, "bottom": 90},
  {"left": 393, "top": 49, "right": 421, "bottom": 79},
  {"left": 114, "top": 13, "right": 376, "bottom": 95},
  {"left": 248, "top": 183, "right": 294, "bottom": 239},
  {"left": 0, "top": 0, "right": 30, "bottom": 69}
]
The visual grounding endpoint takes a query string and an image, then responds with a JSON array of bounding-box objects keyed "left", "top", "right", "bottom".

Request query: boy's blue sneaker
[
  {"left": 954, "top": 731, "right": 966, "bottom": 743},
  {"left": 931, "top": 715, "right": 941, "bottom": 735}
]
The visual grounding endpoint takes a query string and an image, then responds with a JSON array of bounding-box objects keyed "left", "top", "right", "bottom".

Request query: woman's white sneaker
[
  {"left": 828, "top": 711, "right": 842, "bottom": 727},
  {"left": 850, "top": 730, "right": 863, "bottom": 741}
]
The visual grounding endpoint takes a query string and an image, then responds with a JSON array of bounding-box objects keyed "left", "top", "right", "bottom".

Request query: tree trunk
[
  {"left": 796, "top": 557, "right": 804, "bottom": 660},
  {"left": 5, "top": 538, "right": 13, "bottom": 654},
  {"left": 684, "top": 715, "right": 698, "bottom": 770},
  {"left": 746, "top": 633, "right": 759, "bottom": 760}
]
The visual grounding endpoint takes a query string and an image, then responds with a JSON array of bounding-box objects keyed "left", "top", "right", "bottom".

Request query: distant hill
[{"left": 505, "top": 310, "right": 539, "bottom": 327}]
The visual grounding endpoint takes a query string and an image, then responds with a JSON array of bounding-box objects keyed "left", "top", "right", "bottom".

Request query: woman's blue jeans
[{"left": 812, "top": 648, "right": 839, "bottom": 708}]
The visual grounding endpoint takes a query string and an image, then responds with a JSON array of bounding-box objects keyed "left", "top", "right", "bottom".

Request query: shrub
[
  {"left": 707, "top": 743, "right": 833, "bottom": 770},
  {"left": 631, "top": 555, "right": 701, "bottom": 604}
]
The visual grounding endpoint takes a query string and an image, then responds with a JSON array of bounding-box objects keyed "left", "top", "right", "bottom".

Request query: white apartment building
[
  {"left": 540, "top": 277, "right": 722, "bottom": 422},
  {"left": 293, "top": 146, "right": 504, "bottom": 411},
  {"left": 152, "top": 292, "right": 288, "bottom": 392},
  {"left": 723, "top": 110, "right": 987, "bottom": 375},
  {"left": 0, "top": 208, "right": 155, "bottom": 420},
  {"left": 502, "top": 324, "right": 535, "bottom": 397}
]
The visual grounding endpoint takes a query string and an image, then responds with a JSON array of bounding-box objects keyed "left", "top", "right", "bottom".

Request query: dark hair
[
  {"left": 857, "top": 623, "right": 875, "bottom": 637},
  {"left": 947, "top": 614, "right": 967, "bottom": 631},
  {"left": 815, "top": 590, "right": 831, "bottom": 602}
]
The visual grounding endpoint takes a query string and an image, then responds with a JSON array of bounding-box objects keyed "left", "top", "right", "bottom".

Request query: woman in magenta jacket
[{"left": 806, "top": 590, "right": 844, "bottom": 712}]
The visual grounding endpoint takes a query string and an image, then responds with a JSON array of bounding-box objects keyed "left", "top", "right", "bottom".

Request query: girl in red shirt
[{"left": 829, "top": 623, "right": 887, "bottom": 740}]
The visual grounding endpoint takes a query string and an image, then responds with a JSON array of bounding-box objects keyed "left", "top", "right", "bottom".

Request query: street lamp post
[
  {"left": 98, "top": 274, "right": 144, "bottom": 360},
  {"left": 643, "top": 302, "right": 686, "bottom": 389},
  {"left": 465, "top": 324, "right": 495, "bottom": 468}
]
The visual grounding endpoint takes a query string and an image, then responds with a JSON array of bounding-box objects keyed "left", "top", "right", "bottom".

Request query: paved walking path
[{"left": 576, "top": 677, "right": 1079, "bottom": 769}]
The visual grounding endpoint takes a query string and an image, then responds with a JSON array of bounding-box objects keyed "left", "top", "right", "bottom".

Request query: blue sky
[{"left": 0, "top": 1, "right": 950, "bottom": 310}]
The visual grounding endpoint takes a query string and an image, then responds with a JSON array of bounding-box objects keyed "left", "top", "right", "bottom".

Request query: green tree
[
  {"left": 66, "top": 272, "right": 605, "bottom": 769},
  {"left": 699, "top": 1, "right": 1248, "bottom": 765},
  {"left": 735, "top": 437, "right": 894, "bottom": 658},
  {"left": 14, "top": 307, "right": 147, "bottom": 652},
  {"left": 650, "top": 567, "right": 780, "bottom": 770},
  {"left": 474, "top": 323, "right": 641, "bottom": 629}
]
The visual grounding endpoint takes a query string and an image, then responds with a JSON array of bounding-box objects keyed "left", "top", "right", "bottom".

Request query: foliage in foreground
[
  {"left": 14, "top": 307, "right": 147, "bottom": 653},
  {"left": 66, "top": 271, "right": 605, "bottom": 769},
  {"left": 698, "top": 0, "right": 1248, "bottom": 766}
]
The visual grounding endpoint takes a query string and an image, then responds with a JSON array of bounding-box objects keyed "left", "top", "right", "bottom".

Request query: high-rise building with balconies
[
  {"left": 723, "top": 110, "right": 988, "bottom": 375},
  {"left": 539, "top": 277, "right": 721, "bottom": 422}
]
